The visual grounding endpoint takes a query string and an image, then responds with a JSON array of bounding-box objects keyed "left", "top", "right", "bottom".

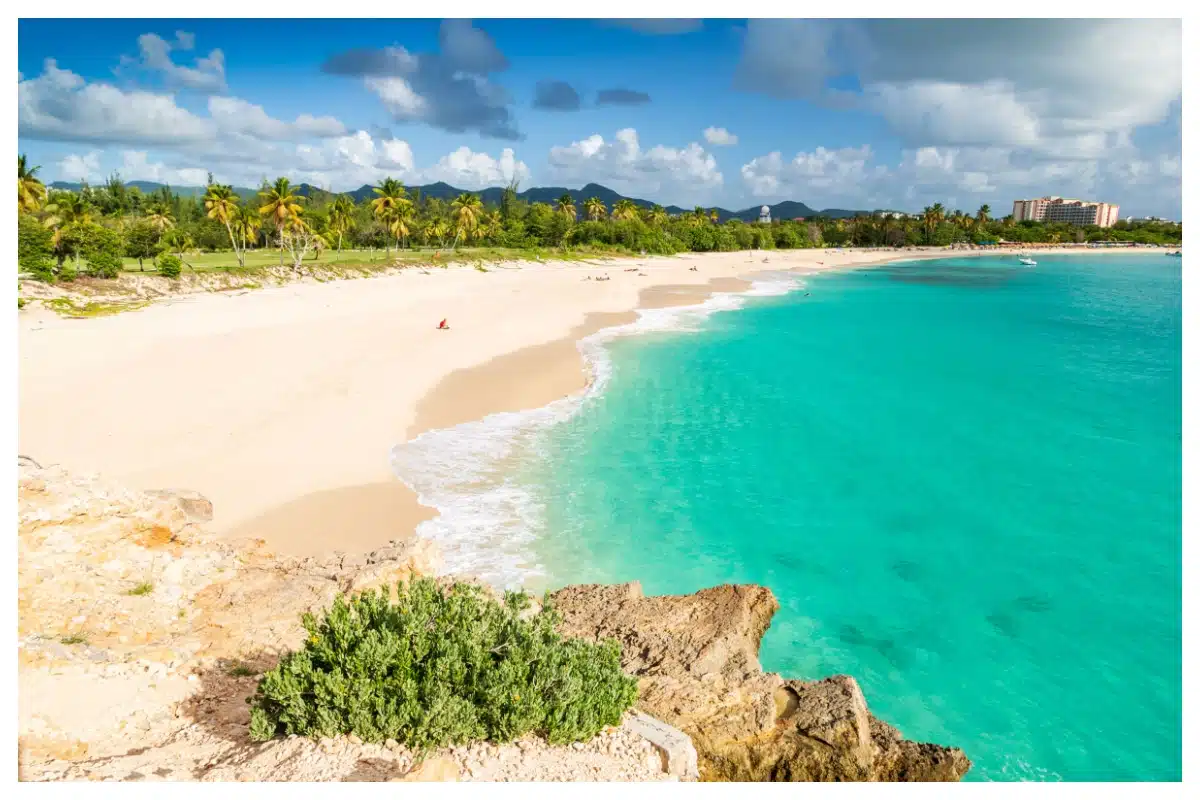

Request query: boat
[{"left": 1019, "top": 256, "right": 1037, "bottom": 266}]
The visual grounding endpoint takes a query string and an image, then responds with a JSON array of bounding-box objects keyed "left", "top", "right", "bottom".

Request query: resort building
[{"left": 1011, "top": 196, "right": 1120, "bottom": 227}]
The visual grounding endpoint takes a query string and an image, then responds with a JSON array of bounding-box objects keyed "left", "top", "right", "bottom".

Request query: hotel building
[{"left": 1011, "top": 196, "right": 1120, "bottom": 227}]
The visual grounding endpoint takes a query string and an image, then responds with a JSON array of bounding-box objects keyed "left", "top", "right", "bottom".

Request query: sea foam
[{"left": 388, "top": 273, "right": 806, "bottom": 588}]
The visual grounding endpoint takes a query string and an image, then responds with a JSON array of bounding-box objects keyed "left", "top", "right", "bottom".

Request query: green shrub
[
  {"left": 248, "top": 577, "right": 637, "bottom": 750},
  {"left": 81, "top": 224, "right": 125, "bottom": 278},
  {"left": 18, "top": 213, "right": 55, "bottom": 282},
  {"left": 156, "top": 253, "right": 183, "bottom": 279}
]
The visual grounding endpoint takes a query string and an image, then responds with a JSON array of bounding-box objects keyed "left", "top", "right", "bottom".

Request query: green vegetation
[
  {"left": 15, "top": 155, "right": 1183, "bottom": 286},
  {"left": 125, "top": 581, "right": 154, "bottom": 596},
  {"left": 156, "top": 252, "right": 183, "bottom": 279},
  {"left": 44, "top": 297, "right": 151, "bottom": 318},
  {"left": 226, "top": 661, "right": 257, "bottom": 678},
  {"left": 248, "top": 577, "right": 637, "bottom": 750},
  {"left": 18, "top": 211, "right": 56, "bottom": 281},
  {"left": 60, "top": 634, "right": 88, "bottom": 645}
]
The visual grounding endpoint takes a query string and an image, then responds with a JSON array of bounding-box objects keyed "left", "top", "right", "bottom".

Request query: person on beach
[{"left": 437, "top": 319, "right": 449, "bottom": 330}]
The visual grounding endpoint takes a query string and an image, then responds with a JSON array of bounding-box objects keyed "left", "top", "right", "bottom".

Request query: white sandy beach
[{"left": 16, "top": 246, "right": 1153, "bottom": 557}]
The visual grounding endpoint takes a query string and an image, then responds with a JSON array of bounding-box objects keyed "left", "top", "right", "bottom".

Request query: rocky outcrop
[
  {"left": 16, "top": 461, "right": 672, "bottom": 782},
  {"left": 549, "top": 582, "right": 971, "bottom": 781}
]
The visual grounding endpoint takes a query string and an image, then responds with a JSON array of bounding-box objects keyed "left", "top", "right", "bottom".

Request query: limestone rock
[
  {"left": 143, "top": 489, "right": 214, "bottom": 523},
  {"left": 624, "top": 712, "right": 698, "bottom": 780},
  {"left": 549, "top": 582, "right": 970, "bottom": 782},
  {"left": 402, "top": 756, "right": 459, "bottom": 782}
]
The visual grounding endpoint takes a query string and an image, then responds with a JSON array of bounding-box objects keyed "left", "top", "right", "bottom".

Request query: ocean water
[{"left": 392, "top": 253, "right": 1181, "bottom": 781}]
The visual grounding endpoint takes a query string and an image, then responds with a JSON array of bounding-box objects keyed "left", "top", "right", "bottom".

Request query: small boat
[{"left": 1019, "top": 256, "right": 1037, "bottom": 266}]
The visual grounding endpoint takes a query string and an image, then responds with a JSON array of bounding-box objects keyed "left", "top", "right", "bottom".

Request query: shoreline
[{"left": 18, "top": 246, "right": 1164, "bottom": 560}]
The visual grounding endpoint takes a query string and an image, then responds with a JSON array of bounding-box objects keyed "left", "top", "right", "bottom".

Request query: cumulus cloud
[
  {"left": 596, "top": 88, "right": 651, "bottom": 106},
  {"left": 19, "top": 58, "right": 352, "bottom": 154},
  {"left": 703, "top": 127, "right": 738, "bottom": 146},
  {"left": 738, "top": 141, "right": 1179, "bottom": 217},
  {"left": 117, "top": 151, "right": 210, "bottom": 186},
  {"left": 423, "top": 146, "right": 530, "bottom": 189},
  {"left": 438, "top": 18, "right": 509, "bottom": 74},
  {"left": 57, "top": 151, "right": 102, "bottom": 182},
  {"left": 533, "top": 80, "right": 581, "bottom": 111},
  {"left": 124, "top": 31, "right": 226, "bottom": 93},
  {"left": 19, "top": 60, "right": 213, "bottom": 145},
  {"left": 207, "top": 97, "right": 346, "bottom": 139},
  {"left": 734, "top": 18, "right": 1182, "bottom": 161},
  {"left": 322, "top": 20, "right": 520, "bottom": 140},
  {"left": 603, "top": 19, "right": 703, "bottom": 35},
  {"left": 741, "top": 146, "right": 879, "bottom": 200},
  {"left": 548, "top": 128, "right": 721, "bottom": 202}
]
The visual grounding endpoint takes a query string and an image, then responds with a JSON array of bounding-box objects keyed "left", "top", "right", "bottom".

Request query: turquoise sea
[{"left": 394, "top": 253, "right": 1181, "bottom": 781}]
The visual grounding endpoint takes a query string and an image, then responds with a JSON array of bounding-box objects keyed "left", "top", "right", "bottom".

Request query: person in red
[{"left": 437, "top": 319, "right": 449, "bottom": 330}]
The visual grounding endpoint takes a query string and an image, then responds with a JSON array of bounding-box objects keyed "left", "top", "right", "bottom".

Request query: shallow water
[{"left": 519, "top": 254, "right": 1182, "bottom": 781}]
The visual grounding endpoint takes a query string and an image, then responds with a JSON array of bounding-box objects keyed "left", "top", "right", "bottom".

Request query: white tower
[{"left": 759, "top": 205, "right": 771, "bottom": 224}]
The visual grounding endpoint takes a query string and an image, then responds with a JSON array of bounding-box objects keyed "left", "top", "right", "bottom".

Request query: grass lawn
[{"left": 120, "top": 245, "right": 630, "bottom": 275}]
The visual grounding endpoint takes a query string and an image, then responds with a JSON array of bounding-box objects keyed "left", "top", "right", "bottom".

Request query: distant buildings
[
  {"left": 1126, "top": 215, "right": 1178, "bottom": 225},
  {"left": 1011, "top": 196, "right": 1120, "bottom": 227}
]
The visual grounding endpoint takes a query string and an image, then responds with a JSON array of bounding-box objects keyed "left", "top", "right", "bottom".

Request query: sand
[{"left": 17, "top": 246, "right": 1156, "bottom": 557}]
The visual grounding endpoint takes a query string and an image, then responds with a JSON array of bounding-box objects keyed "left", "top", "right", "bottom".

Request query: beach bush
[
  {"left": 18, "top": 213, "right": 55, "bottom": 282},
  {"left": 247, "top": 577, "right": 638, "bottom": 750},
  {"left": 79, "top": 224, "right": 125, "bottom": 279},
  {"left": 156, "top": 253, "right": 183, "bottom": 278},
  {"left": 774, "top": 226, "right": 803, "bottom": 249}
]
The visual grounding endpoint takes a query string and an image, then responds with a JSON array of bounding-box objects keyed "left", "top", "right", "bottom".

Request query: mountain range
[{"left": 47, "top": 180, "right": 872, "bottom": 221}]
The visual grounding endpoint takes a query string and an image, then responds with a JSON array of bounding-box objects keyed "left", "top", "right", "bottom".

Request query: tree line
[{"left": 16, "top": 154, "right": 1183, "bottom": 282}]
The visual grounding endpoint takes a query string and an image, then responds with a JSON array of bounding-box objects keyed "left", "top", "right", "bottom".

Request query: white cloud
[
  {"left": 207, "top": 97, "right": 346, "bottom": 140},
  {"left": 323, "top": 21, "right": 520, "bottom": 140},
  {"left": 365, "top": 77, "right": 429, "bottom": 119},
  {"left": 734, "top": 19, "right": 1181, "bottom": 160},
  {"left": 741, "top": 146, "right": 878, "bottom": 199},
  {"left": 548, "top": 128, "right": 722, "bottom": 201},
  {"left": 19, "top": 58, "right": 350, "bottom": 157},
  {"left": 129, "top": 31, "right": 226, "bottom": 93},
  {"left": 738, "top": 141, "right": 1179, "bottom": 217},
  {"left": 118, "top": 151, "right": 210, "bottom": 186},
  {"left": 57, "top": 151, "right": 102, "bottom": 182},
  {"left": 703, "top": 127, "right": 738, "bottom": 146},
  {"left": 19, "top": 60, "right": 213, "bottom": 145},
  {"left": 423, "top": 146, "right": 529, "bottom": 189}
]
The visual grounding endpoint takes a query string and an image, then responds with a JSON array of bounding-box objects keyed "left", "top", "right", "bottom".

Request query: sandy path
[{"left": 18, "top": 246, "right": 1152, "bottom": 557}]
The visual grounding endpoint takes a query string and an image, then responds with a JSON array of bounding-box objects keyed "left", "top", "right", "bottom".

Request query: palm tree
[
  {"left": 584, "top": 196, "right": 607, "bottom": 221},
  {"left": 259, "top": 177, "right": 305, "bottom": 265},
  {"left": 232, "top": 205, "right": 262, "bottom": 254},
  {"left": 204, "top": 183, "right": 244, "bottom": 266},
  {"left": 645, "top": 204, "right": 668, "bottom": 227},
  {"left": 709, "top": 209, "right": 720, "bottom": 225},
  {"left": 371, "top": 178, "right": 409, "bottom": 257},
  {"left": 450, "top": 192, "right": 484, "bottom": 248},
  {"left": 612, "top": 199, "right": 639, "bottom": 222},
  {"left": 327, "top": 195, "right": 356, "bottom": 260},
  {"left": 43, "top": 192, "right": 94, "bottom": 268},
  {"left": 556, "top": 193, "right": 576, "bottom": 221},
  {"left": 144, "top": 202, "right": 175, "bottom": 234},
  {"left": 424, "top": 219, "right": 448, "bottom": 248},
  {"left": 18, "top": 154, "right": 47, "bottom": 213},
  {"left": 976, "top": 204, "right": 991, "bottom": 227},
  {"left": 921, "top": 203, "right": 946, "bottom": 243},
  {"left": 482, "top": 210, "right": 503, "bottom": 242}
]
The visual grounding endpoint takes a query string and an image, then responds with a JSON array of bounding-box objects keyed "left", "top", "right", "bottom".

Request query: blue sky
[{"left": 18, "top": 18, "right": 1182, "bottom": 216}]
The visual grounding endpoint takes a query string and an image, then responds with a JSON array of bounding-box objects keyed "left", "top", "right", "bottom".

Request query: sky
[{"left": 17, "top": 17, "right": 1183, "bottom": 217}]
